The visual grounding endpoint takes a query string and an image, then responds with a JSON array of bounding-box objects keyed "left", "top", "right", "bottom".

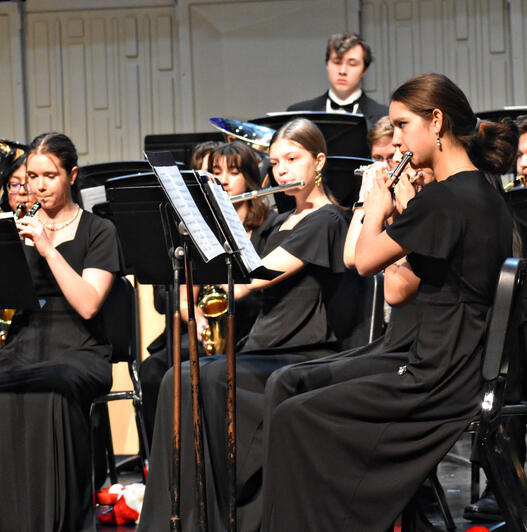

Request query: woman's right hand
[
  {"left": 358, "top": 161, "right": 389, "bottom": 202},
  {"left": 16, "top": 215, "right": 54, "bottom": 258},
  {"left": 364, "top": 174, "right": 394, "bottom": 223}
]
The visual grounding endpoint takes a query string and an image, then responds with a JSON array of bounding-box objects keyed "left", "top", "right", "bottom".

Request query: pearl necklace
[{"left": 38, "top": 205, "right": 81, "bottom": 232}]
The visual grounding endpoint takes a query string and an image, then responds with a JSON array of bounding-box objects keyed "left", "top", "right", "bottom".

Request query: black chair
[
  {"left": 467, "top": 257, "right": 527, "bottom": 530},
  {"left": 91, "top": 276, "right": 150, "bottom": 486},
  {"left": 427, "top": 258, "right": 527, "bottom": 531}
]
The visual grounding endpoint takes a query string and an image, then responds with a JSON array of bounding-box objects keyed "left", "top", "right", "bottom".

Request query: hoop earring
[
  {"left": 436, "top": 133, "right": 442, "bottom": 149},
  {"left": 315, "top": 170, "right": 323, "bottom": 187}
]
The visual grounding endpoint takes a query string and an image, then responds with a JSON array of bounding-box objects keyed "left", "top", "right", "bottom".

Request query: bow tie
[{"left": 328, "top": 97, "right": 359, "bottom": 113}]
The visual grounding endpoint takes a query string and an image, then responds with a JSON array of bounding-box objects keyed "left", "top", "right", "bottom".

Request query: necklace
[{"left": 39, "top": 205, "right": 81, "bottom": 232}]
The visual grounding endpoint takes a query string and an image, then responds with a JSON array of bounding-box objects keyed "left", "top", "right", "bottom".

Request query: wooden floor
[{"left": 96, "top": 434, "right": 506, "bottom": 531}]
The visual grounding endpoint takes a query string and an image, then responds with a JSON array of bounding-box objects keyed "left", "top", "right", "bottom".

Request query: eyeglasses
[
  {"left": 372, "top": 155, "right": 394, "bottom": 164},
  {"left": 7, "top": 182, "right": 28, "bottom": 194}
]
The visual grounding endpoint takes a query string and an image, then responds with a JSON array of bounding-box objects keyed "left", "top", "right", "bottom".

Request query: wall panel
[
  {"left": 0, "top": 2, "right": 26, "bottom": 142},
  {"left": 25, "top": 5, "right": 179, "bottom": 164},
  {"left": 178, "top": 0, "right": 361, "bottom": 131},
  {"left": 361, "top": 0, "right": 513, "bottom": 113}
]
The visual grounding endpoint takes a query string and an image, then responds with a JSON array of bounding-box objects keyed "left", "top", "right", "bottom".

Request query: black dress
[
  {"left": 262, "top": 170, "right": 513, "bottom": 532},
  {"left": 138, "top": 204, "right": 348, "bottom": 532},
  {"left": 0, "top": 211, "right": 120, "bottom": 532}
]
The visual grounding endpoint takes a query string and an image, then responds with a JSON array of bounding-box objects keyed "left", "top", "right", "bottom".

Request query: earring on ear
[
  {"left": 436, "top": 133, "right": 441, "bottom": 149},
  {"left": 315, "top": 170, "right": 323, "bottom": 186}
]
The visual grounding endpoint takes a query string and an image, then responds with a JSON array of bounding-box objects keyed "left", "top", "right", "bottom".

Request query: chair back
[
  {"left": 100, "top": 276, "right": 136, "bottom": 364},
  {"left": 480, "top": 258, "right": 527, "bottom": 420}
]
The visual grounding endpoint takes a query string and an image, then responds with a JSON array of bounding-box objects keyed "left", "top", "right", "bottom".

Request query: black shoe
[{"left": 463, "top": 490, "right": 503, "bottom": 522}]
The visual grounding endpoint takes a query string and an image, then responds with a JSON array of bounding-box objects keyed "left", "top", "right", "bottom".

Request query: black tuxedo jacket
[{"left": 286, "top": 91, "right": 388, "bottom": 130}]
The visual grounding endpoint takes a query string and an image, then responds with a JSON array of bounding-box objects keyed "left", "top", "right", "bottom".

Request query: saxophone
[{"left": 198, "top": 285, "right": 228, "bottom": 355}]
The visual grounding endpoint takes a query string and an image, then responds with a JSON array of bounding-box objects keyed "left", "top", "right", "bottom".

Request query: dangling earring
[
  {"left": 315, "top": 170, "right": 323, "bottom": 187},
  {"left": 436, "top": 133, "right": 442, "bottom": 149}
]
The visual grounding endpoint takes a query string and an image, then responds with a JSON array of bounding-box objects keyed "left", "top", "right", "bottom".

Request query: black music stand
[
  {"left": 250, "top": 111, "right": 370, "bottom": 158},
  {"left": 325, "top": 155, "right": 373, "bottom": 210},
  {"left": 0, "top": 215, "right": 38, "bottom": 310},
  {"left": 477, "top": 107, "right": 527, "bottom": 123},
  {"left": 144, "top": 132, "right": 223, "bottom": 168}
]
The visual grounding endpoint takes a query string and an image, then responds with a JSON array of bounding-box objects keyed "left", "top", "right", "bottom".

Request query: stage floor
[{"left": 96, "top": 433, "right": 505, "bottom": 531}]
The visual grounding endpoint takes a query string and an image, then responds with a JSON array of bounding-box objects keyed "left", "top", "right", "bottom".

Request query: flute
[
  {"left": 230, "top": 181, "right": 305, "bottom": 204},
  {"left": 387, "top": 151, "right": 413, "bottom": 189}
]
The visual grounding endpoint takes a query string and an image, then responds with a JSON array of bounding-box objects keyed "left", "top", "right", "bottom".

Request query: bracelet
[{"left": 353, "top": 201, "right": 364, "bottom": 211}]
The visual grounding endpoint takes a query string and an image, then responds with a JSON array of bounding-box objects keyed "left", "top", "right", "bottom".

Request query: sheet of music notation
[
  {"left": 206, "top": 180, "right": 264, "bottom": 273},
  {"left": 153, "top": 164, "right": 225, "bottom": 262}
]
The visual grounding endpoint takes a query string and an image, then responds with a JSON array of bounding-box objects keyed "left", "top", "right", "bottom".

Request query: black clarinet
[{"left": 25, "top": 201, "right": 42, "bottom": 218}]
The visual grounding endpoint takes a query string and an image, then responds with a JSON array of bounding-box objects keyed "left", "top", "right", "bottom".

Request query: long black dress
[
  {"left": 262, "top": 170, "right": 513, "bottom": 532},
  {"left": 0, "top": 211, "right": 120, "bottom": 532},
  {"left": 138, "top": 203, "right": 348, "bottom": 532}
]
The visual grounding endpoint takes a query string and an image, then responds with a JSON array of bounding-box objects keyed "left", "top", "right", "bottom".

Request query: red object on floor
[{"left": 464, "top": 527, "right": 491, "bottom": 532}]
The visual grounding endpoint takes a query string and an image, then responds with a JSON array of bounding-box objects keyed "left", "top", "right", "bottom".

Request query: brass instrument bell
[
  {"left": 208, "top": 118, "right": 275, "bottom": 153},
  {"left": 198, "top": 285, "right": 228, "bottom": 356}
]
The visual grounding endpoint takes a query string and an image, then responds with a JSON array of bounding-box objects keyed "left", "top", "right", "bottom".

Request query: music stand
[
  {"left": 325, "top": 156, "right": 373, "bottom": 209},
  {"left": 144, "top": 132, "right": 223, "bottom": 168},
  {"left": 250, "top": 111, "right": 370, "bottom": 158},
  {"left": 0, "top": 215, "right": 38, "bottom": 310},
  {"left": 476, "top": 107, "right": 527, "bottom": 122}
]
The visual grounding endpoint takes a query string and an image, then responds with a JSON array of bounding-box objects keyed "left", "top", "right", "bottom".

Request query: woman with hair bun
[
  {"left": 262, "top": 73, "right": 517, "bottom": 531},
  {"left": 0, "top": 132, "right": 120, "bottom": 531},
  {"left": 139, "top": 118, "right": 348, "bottom": 532}
]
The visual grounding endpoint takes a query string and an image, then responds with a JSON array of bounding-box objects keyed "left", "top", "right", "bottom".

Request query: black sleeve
[
  {"left": 83, "top": 215, "right": 121, "bottom": 273},
  {"left": 280, "top": 205, "right": 347, "bottom": 272},
  {"left": 386, "top": 183, "right": 462, "bottom": 259}
]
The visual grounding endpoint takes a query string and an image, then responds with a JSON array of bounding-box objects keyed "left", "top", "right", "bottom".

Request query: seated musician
[
  {"left": 262, "top": 73, "right": 517, "bottom": 532},
  {"left": 0, "top": 132, "right": 121, "bottom": 531},
  {"left": 1, "top": 148, "right": 32, "bottom": 215},
  {"left": 287, "top": 32, "right": 388, "bottom": 129},
  {"left": 139, "top": 140, "right": 275, "bottom": 447},
  {"left": 138, "top": 118, "right": 348, "bottom": 532}
]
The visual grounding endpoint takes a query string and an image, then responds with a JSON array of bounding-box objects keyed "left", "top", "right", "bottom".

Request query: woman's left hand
[{"left": 16, "top": 216, "right": 54, "bottom": 258}]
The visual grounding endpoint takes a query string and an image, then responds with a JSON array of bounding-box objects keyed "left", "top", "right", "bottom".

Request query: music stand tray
[
  {"left": 250, "top": 111, "right": 370, "bottom": 158},
  {"left": 0, "top": 214, "right": 39, "bottom": 309}
]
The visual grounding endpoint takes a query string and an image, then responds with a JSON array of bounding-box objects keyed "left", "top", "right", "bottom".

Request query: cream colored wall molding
[{"left": 0, "top": 1, "right": 27, "bottom": 142}]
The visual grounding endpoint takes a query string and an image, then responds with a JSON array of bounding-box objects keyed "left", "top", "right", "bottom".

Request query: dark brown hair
[
  {"left": 191, "top": 141, "right": 221, "bottom": 170},
  {"left": 517, "top": 115, "right": 527, "bottom": 136},
  {"left": 391, "top": 73, "right": 518, "bottom": 175},
  {"left": 208, "top": 141, "right": 268, "bottom": 230},
  {"left": 28, "top": 132, "right": 78, "bottom": 174},
  {"left": 325, "top": 32, "right": 372, "bottom": 70}
]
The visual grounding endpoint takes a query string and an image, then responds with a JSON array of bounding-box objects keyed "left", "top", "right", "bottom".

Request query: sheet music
[
  {"left": 205, "top": 180, "right": 264, "bottom": 273},
  {"left": 79, "top": 185, "right": 107, "bottom": 213},
  {"left": 152, "top": 164, "right": 225, "bottom": 262}
]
